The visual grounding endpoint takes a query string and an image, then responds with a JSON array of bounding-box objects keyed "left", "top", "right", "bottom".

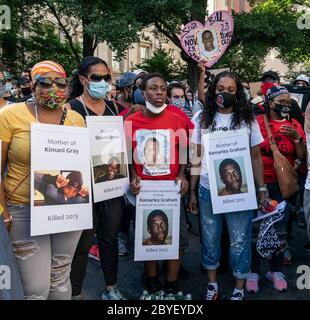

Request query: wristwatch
[
  {"left": 294, "top": 135, "right": 303, "bottom": 143},
  {"left": 258, "top": 185, "right": 268, "bottom": 193}
]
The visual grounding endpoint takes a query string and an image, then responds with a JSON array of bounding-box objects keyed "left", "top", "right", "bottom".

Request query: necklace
[
  {"left": 80, "top": 96, "right": 116, "bottom": 116},
  {"left": 33, "top": 103, "right": 67, "bottom": 125},
  {"left": 215, "top": 113, "right": 233, "bottom": 131},
  {"left": 34, "top": 103, "right": 39, "bottom": 121}
]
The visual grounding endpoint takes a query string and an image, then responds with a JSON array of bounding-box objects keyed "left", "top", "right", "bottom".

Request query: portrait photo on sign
[
  {"left": 92, "top": 152, "right": 127, "bottom": 184},
  {"left": 34, "top": 170, "right": 90, "bottom": 206},
  {"left": 214, "top": 157, "right": 248, "bottom": 197},
  {"left": 136, "top": 129, "right": 170, "bottom": 176},
  {"left": 197, "top": 28, "right": 220, "bottom": 60},
  {"left": 142, "top": 209, "right": 172, "bottom": 246}
]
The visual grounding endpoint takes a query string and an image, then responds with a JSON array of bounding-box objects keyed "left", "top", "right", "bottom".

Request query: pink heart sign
[{"left": 180, "top": 11, "right": 234, "bottom": 68}]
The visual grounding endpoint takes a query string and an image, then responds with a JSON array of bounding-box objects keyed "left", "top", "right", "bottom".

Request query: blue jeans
[
  {"left": 0, "top": 217, "right": 24, "bottom": 300},
  {"left": 199, "top": 185, "right": 253, "bottom": 279}
]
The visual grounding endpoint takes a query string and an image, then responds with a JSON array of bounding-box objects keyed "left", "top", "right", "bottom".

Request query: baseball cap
[
  {"left": 3, "top": 71, "right": 12, "bottom": 80},
  {"left": 133, "top": 69, "right": 148, "bottom": 76},
  {"left": 17, "top": 77, "right": 30, "bottom": 86},
  {"left": 117, "top": 72, "right": 137, "bottom": 88},
  {"left": 292, "top": 74, "right": 310, "bottom": 87}
]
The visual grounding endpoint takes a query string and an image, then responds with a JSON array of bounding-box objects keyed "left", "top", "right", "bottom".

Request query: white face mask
[{"left": 144, "top": 97, "right": 167, "bottom": 114}]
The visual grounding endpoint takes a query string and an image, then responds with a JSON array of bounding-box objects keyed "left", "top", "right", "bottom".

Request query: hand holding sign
[{"left": 180, "top": 11, "right": 234, "bottom": 68}]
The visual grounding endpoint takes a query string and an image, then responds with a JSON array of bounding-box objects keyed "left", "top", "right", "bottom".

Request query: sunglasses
[
  {"left": 88, "top": 74, "right": 111, "bottom": 82},
  {"left": 37, "top": 77, "right": 68, "bottom": 89}
]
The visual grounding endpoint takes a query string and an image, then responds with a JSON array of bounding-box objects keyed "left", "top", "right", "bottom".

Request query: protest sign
[
  {"left": 31, "top": 123, "right": 92, "bottom": 236},
  {"left": 203, "top": 128, "right": 257, "bottom": 214},
  {"left": 86, "top": 116, "right": 129, "bottom": 202},
  {"left": 134, "top": 181, "right": 180, "bottom": 261},
  {"left": 180, "top": 10, "right": 234, "bottom": 68}
]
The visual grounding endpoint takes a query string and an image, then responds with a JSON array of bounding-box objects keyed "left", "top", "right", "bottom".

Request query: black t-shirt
[{"left": 69, "top": 98, "right": 125, "bottom": 120}]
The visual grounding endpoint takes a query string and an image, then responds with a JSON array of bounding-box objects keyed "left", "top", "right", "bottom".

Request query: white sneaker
[{"left": 101, "top": 288, "right": 127, "bottom": 300}]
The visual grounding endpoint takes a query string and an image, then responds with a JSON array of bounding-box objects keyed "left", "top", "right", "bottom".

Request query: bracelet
[{"left": 257, "top": 185, "right": 267, "bottom": 192}]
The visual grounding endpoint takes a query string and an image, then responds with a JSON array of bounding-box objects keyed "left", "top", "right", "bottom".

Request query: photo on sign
[
  {"left": 142, "top": 209, "right": 173, "bottom": 246},
  {"left": 34, "top": 170, "right": 90, "bottom": 206},
  {"left": 197, "top": 28, "right": 221, "bottom": 60},
  {"left": 290, "top": 93, "right": 303, "bottom": 109},
  {"left": 92, "top": 152, "right": 127, "bottom": 184},
  {"left": 136, "top": 129, "right": 170, "bottom": 176},
  {"left": 214, "top": 157, "right": 248, "bottom": 197}
]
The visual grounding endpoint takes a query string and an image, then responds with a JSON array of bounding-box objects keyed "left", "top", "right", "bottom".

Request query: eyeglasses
[
  {"left": 37, "top": 77, "right": 68, "bottom": 89},
  {"left": 88, "top": 74, "right": 111, "bottom": 82}
]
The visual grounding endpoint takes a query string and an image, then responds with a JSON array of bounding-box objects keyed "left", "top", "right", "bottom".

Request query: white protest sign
[
  {"left": 86, "top": 116, "right": 129, "bottom": 202},
  {"left": 31, "top": 123, "right": 92, "bottom": 236},
  {"left": 134, "top": 180, "right": 180, "bottom": 261},
  {"left": 204, "top": 128, "right": 257, "bottom": 214}
]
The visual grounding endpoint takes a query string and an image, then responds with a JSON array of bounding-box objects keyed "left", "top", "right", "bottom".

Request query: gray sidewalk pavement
[{"left": 82, "top": 215, "right": 310, "bottom": 300}]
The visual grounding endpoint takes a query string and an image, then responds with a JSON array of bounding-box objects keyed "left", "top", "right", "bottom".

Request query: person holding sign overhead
[
  {"left": 0, "top": 60, "right": 85, "bottom": 300},
  {"left": 66, "top": 56, "right": 127, "bottom": 301},
  {"left": 189, "top": 71, "right": 267, "bottom": 300}
]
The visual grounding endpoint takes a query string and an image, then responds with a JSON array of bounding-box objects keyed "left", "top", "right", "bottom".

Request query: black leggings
[{"left": 70, "top": 197, "right": 125, "bottom": 295}]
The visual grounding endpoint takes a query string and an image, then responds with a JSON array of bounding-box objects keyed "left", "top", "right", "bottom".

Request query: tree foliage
[
  {"left": 1, "top": 0, "right": 309, "bottom": 85},
  {"left": 135, "top": 49, "right": 187, "bottom": 82}
]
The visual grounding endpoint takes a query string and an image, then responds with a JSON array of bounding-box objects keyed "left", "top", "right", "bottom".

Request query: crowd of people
[{"left": 0, "top": 56, "right": 310, "bottom": 301}]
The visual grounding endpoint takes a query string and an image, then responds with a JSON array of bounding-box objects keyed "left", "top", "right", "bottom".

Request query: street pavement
[{"left": 83, "top": 214, "right": 310, "bottom": 300}]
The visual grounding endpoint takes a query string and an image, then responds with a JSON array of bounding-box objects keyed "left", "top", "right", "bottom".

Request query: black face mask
[
  {"left": 273, "top": 102, "right": 291, "bottom": 119},
  {"left": 215, "top": 92, "right": 236, "bottom": 109},
  {"left": 21, "top": 87, "right": 32, "bottom": 96}
]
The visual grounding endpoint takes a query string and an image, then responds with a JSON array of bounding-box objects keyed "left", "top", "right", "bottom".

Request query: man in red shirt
[{"left": 125, "top": 73, "right": 189, "bottom": 296}]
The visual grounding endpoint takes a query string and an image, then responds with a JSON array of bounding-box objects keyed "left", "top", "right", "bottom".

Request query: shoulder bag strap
[{"left": 263, "top": 115, "right": 279, "bottom": 153}]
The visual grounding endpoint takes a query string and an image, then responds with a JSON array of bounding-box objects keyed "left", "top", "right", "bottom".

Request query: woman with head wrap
[
  {"left": 247, "top": 85, "right": 306, "bottom": 294},
  {"left": 0, "top": 60, "right": 85, "bottom": 299}
]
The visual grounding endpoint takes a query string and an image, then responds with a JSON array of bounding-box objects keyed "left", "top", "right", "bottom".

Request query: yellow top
[{"left": 0, "top": 102, "right": 85, "bottom": 204}]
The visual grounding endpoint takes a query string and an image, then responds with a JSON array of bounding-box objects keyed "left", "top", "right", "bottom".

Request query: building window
[
  {"left": 140, "top": 46, "right": 151, "bottom": 61},
  {"left": 240, "top": 0, "right": 246, "bottom": 10},
  {"left": 112, "top": 51, "right": 122, "bottom": 72}
]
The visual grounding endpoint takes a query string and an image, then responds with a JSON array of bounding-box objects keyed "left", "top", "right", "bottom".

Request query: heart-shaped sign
[{"left": 180, "top": 11, "right": 234, "bottom": 68}]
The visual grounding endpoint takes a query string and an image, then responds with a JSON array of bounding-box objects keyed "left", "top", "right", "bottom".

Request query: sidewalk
[{"left": 82, "top": 216, "right": 310, "bottom": 300}]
